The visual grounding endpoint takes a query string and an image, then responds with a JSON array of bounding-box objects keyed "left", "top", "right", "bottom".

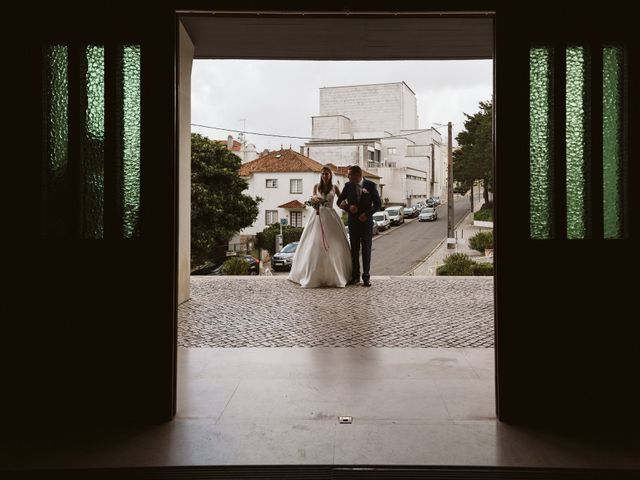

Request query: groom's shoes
[
  {"left": 347, "top": 278, "right": 360, "bottom": 285},
  {"left": 363, "top": 279, "right": 372, "bottom": 287}
]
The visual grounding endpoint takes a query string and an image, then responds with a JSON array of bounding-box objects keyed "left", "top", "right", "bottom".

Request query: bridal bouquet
[{"left": 305, "top": 195, "right": 328, "bottom": 215}]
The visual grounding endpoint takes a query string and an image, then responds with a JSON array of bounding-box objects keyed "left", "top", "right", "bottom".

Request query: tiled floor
[{"left": 4, "top": 347, "right": 639, "bottom": 469}]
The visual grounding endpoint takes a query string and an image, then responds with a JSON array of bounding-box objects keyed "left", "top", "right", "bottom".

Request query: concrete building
[
  {"left": 215, "top": 135, "right": 259, "bottom": 163},
  {"left": 303, "top": 82, "right": 449, "bottom": 206}
]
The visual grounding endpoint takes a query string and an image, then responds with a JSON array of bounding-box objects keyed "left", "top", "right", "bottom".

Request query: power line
[{"left": 190, "top": 122, "right": 439, "bottom": 143}]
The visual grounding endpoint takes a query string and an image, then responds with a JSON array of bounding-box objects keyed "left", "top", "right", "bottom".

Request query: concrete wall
[
  {"left": 401, "top": 82, "right": 418, "bottom": 130},
  {"left": 312, "top": 115, "right": 352, "bottom": 139},
  {"left": 178, "top": 22, "right": 194, "bottom": 305},
  {"left": 306, "top": 144, "right": 363, "bottom": 168},
  {"left": 319, "top": 83, "right": 410, "bottom": 134}
]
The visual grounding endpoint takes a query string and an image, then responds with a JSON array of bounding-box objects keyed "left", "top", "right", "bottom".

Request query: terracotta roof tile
[
  {"left": 324, "top": 163, "right": 381, "bottom": 180},
  {"left": 239, "top": 149, "right": 325, "bottom": 176},
  {"left": 214, "top": 139, "right": 242, "bottom": 151},
  {"left": 278, "top": 200, "right": 306, "bottom": 209}
]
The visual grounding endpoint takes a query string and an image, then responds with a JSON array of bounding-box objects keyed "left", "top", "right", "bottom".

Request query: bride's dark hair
[{"left": 318, "top": 167, "right": 333, "bottom": 195}]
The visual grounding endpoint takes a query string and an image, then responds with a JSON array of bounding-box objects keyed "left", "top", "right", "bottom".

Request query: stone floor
[{"left": 179, "top": 276, "right": 494, "bottom": 348}]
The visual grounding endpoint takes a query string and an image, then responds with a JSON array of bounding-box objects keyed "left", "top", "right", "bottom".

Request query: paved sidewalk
[
  {"left": 178, "top": 276, "right": 493, "bottom": 348},
  {"left": 407, "top": 197, "right": 493, "bottom": 277}
]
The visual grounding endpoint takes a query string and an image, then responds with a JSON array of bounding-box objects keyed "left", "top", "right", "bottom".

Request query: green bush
[
  {"left": 471, "top": 262, "right": 494, "bottom": 276},
  {"left": 436, "top": 264, "right": 449, "bottom": 276},
  {"left": 474, "top": 208, "right": 493, "bottom": 222},
  {"left": 439, "top": 253, "right": 475, "bottom": 276},
  {"left": 256, "top": 224, "right": 304, "bottom": 255},
  {"left": 221, "top": 256, "right": 249, "bottom": 275},
  {"left": 469, "top": 230, "right": 493, "bottom": 253}
]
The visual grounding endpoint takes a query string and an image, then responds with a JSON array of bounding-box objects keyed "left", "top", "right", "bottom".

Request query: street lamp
[{"left": 434, "top": 122, "right": 454, "bottom": 248}]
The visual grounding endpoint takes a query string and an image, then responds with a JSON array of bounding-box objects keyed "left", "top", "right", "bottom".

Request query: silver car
[{"left": 418, "top": 207, "right": 438, "bottom": 222}]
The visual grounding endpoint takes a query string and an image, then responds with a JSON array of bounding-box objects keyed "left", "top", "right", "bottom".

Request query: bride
[{"left": 288, "top": 166, "right": 352, "bottom": 288}]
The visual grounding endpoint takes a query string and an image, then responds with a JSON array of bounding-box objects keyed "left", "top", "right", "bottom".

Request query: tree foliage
[
  {"left": 454, "top": 100, "right": 493, "bottom": 203},
  {"left": 191, "top": 133, "right": 261, "bottom": 269},
  {"left": 256, "top": 224, "right": 304, "bottom": 256}
]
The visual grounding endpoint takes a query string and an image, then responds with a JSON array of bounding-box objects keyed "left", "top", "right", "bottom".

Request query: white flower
[{"left": 362, "top": 188, "right": 369, "bottom": 194}]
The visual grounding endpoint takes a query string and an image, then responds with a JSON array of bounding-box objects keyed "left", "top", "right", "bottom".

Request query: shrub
[
  {"left": 474, "top": 208, "right": 493, "bottom": 222},
  {"left": 471, "top": 262, "right": 494, "bottom": 276},
  {"left": 440, "top": 253, "right": 475, "bottom": 276},
  {"left": 469, "top": 230, "right": 493, "bottom": 253},
  {"left": 221, "top": 256, "right": 249, "bottom": 275},
  {"left": 256, "top": 224, "right": 304, "bottom": 255}
]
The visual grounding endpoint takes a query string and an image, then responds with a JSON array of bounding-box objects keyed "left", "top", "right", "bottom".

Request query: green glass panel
[
  {"left": 82, "top": 45, "right": 105, "bottom": 239},
  {"left": 603, "top": 46, "right": 625, "bottom": 239},
  {"left": 565, "top": 47, "right": 589, "bottom": 239},
  {"left": 529, "top": 47, "right": 553, "bottom": 239},
  {"left": 120, "top": 45, "right": 141, "bottom": 238},
  {"left": 45, "top": 45, "right": 69, "bottom": 236}
]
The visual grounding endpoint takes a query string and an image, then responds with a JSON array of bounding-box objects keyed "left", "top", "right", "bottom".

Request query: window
[
  {"left": 290, "top": 179, "right": 302, "bottom": 194},
  {"left": 290, "top": 211, "right": 303, "bottom": 227},
  {"left": 266, "top": 179, "right": 278, "bottom": 188},
  {"left": 387, "top": 147, "right": 397, "bottom": 155},
  {"left": 265, "top": 210, "right": 278, "bottom": 225}
]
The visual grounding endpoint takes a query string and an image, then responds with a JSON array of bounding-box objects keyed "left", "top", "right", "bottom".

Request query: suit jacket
[{"left": 336, "top": 178, "right": 382, "bottom": 226}]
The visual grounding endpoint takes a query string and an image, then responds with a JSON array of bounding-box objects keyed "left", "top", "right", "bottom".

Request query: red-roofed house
[{"left": 237, "top": 148, "right": 380, "bottom": 237}]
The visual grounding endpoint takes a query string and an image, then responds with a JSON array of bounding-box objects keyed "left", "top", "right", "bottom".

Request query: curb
[{"left": 403, "top": 207, "right": 473, "bottom": 276}]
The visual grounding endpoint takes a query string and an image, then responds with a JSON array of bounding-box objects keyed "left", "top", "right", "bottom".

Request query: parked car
[
  {"left": 385, "top": 206, "right": 405, "bottom": 226},
  {"left": 403, "top": 206, "right": 418, "bottom": 218},
  {"left": 372, "top": 211, "right": 391, "bottom": 231},
  {"left": 191, "top": 254, "right": 260, "bottom": 275},
  {"left": 271, "top": 241, "right": 299, "bottom": 271},
  {"left": 418, "top": 207, "right": 438, "bottom": 222},
  {"left": 431, "top": 196, "right": 441, "bottom": 206}
]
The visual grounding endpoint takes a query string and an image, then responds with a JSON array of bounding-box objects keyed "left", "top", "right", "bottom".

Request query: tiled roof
[
  {"left": 324, "top": 163, "right": 381, "bottom": 180},
  {"left": 278, "top": 200, "right": 306, "bottom": 209},
  {"left": 239, "top": 149, "right": 325, "bottom": 176}
]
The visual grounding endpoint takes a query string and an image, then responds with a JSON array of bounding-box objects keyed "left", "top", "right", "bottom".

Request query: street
[
  {"left": 267, "top": 197, "right": 473, "bottom": 277},
  {"left": 371, "top": 198, "right": 472, "bottom": 276}
]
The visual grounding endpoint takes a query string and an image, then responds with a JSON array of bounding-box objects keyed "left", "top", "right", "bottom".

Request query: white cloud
[{"left": 191, "top": 59, "right": 492, "bottom": 150}]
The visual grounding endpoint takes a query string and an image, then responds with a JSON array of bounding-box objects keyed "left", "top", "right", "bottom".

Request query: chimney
[
  {"left": 226, "top": 135, "right": 234, "bottom": 149},
  {"left": 299, "top": 146, "right": 305, "bottom": 154}
]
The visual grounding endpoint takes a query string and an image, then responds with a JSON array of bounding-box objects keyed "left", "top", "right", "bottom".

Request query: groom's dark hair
[{"left": 348, "top": 165, "right": 362, "bottom": 175}]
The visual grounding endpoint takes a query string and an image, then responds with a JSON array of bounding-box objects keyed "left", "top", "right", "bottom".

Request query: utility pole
[
  {"left": 239, "top": 118, "right": 247, "bottom": 162},
  {"left": 447, "top": 121, "right": 454, "bottom": 248}
]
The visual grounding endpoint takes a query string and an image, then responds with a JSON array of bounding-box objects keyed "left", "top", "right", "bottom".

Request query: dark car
[{"left": 191, "top": 255, "right": 260, "bottom": 275}]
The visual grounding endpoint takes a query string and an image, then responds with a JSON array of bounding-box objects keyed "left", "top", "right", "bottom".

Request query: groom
[{"left": 337, "top": 165, "right": 382, "bottom": 287}]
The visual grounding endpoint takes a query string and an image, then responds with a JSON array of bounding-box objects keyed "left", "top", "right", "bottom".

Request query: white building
[
  {"left": 237, "top": 148, "right": 380, "bottom": 239},
  {"left": 303, "top": 82, "right": 449, "bottom": 205}
]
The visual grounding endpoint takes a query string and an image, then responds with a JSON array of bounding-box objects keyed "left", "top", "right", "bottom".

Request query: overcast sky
[{"left": 191, "top": 59, "right": 493, "bottom": 151}]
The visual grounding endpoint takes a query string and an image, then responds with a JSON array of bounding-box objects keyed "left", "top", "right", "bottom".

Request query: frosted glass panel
[
  {"left": 119, "top": 45, "right": 141, "bottom": 238},
  {"left": 565, "top": 47, "right": 588, "bottom": 239},
  {"left": 82, "top": 45, "right": 105, "bottom": 239},
  {"left": 45, "top": 45, "right": 69, "bottom": 236},
  {"left": 603, "top": 46, "right": 625, "bottom": 239},
  {"left": 529, "top": 47, "right": 553, "bottom": 239}
]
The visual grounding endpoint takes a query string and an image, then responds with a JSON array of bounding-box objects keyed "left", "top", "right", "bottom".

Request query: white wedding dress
[{"left": 288, "top": 189, "right": 353, "bottom": 288}]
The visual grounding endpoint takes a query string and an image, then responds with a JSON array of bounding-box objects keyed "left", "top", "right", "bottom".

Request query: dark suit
[{"left": 336, "top": 178, "right": 382, "bottom": 282}]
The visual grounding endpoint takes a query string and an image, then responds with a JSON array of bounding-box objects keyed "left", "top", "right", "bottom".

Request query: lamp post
[{"left": 434, "top": 122, "right": 455, "bottom": 248}]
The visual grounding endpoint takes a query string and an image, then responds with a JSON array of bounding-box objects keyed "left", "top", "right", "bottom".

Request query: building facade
[{"left": 304, "top": 82, "right": 449, "bottom": 205}]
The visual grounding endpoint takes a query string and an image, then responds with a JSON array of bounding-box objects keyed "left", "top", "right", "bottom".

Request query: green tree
[
  {"left": 454, "top": 100, "right": 493, "bottom": 205},
  {"left": 191, "top": 133, "right": 261, "bottom": 269}
]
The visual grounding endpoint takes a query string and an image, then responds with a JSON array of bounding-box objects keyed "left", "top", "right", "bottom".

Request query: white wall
[
  {"left": 319, "top": 83, "right": 410, "bottom": 134},
  {"left": 306, "top": 144, "right": 363, "bottom": 167},
  {"left": 178, "top": 22, "right": 194, "bottom": 305},
  {"left": 312, "top": 115, "right": 352, "bottom": 139},
  {"left": 240, "top": 170, "right": 348, "bottom": 235}
]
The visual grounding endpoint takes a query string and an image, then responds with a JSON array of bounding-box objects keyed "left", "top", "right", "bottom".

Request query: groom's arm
[
  {"left": 336, "top": 184, "right": 349, "bottom": 210},
  {"left": 369, "top": 181, "right": 382, "bottom": 215}
]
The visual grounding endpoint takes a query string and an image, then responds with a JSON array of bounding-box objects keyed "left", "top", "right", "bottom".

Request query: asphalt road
[{"left": 370, "top": 198, "right": 472, "bottom": 276}]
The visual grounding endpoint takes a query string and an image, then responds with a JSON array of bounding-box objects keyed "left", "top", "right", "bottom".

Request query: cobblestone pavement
[{"left": 178, "top": 276, "right": 493, "bottom": 348}]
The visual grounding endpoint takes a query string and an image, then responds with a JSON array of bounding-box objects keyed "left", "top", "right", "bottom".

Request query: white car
[
  {"left": 372, "top": 211, "right": 391, "bottom": 231},
  {"left": 385, "top": 206, "right": 405, "bottom": 226}
]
